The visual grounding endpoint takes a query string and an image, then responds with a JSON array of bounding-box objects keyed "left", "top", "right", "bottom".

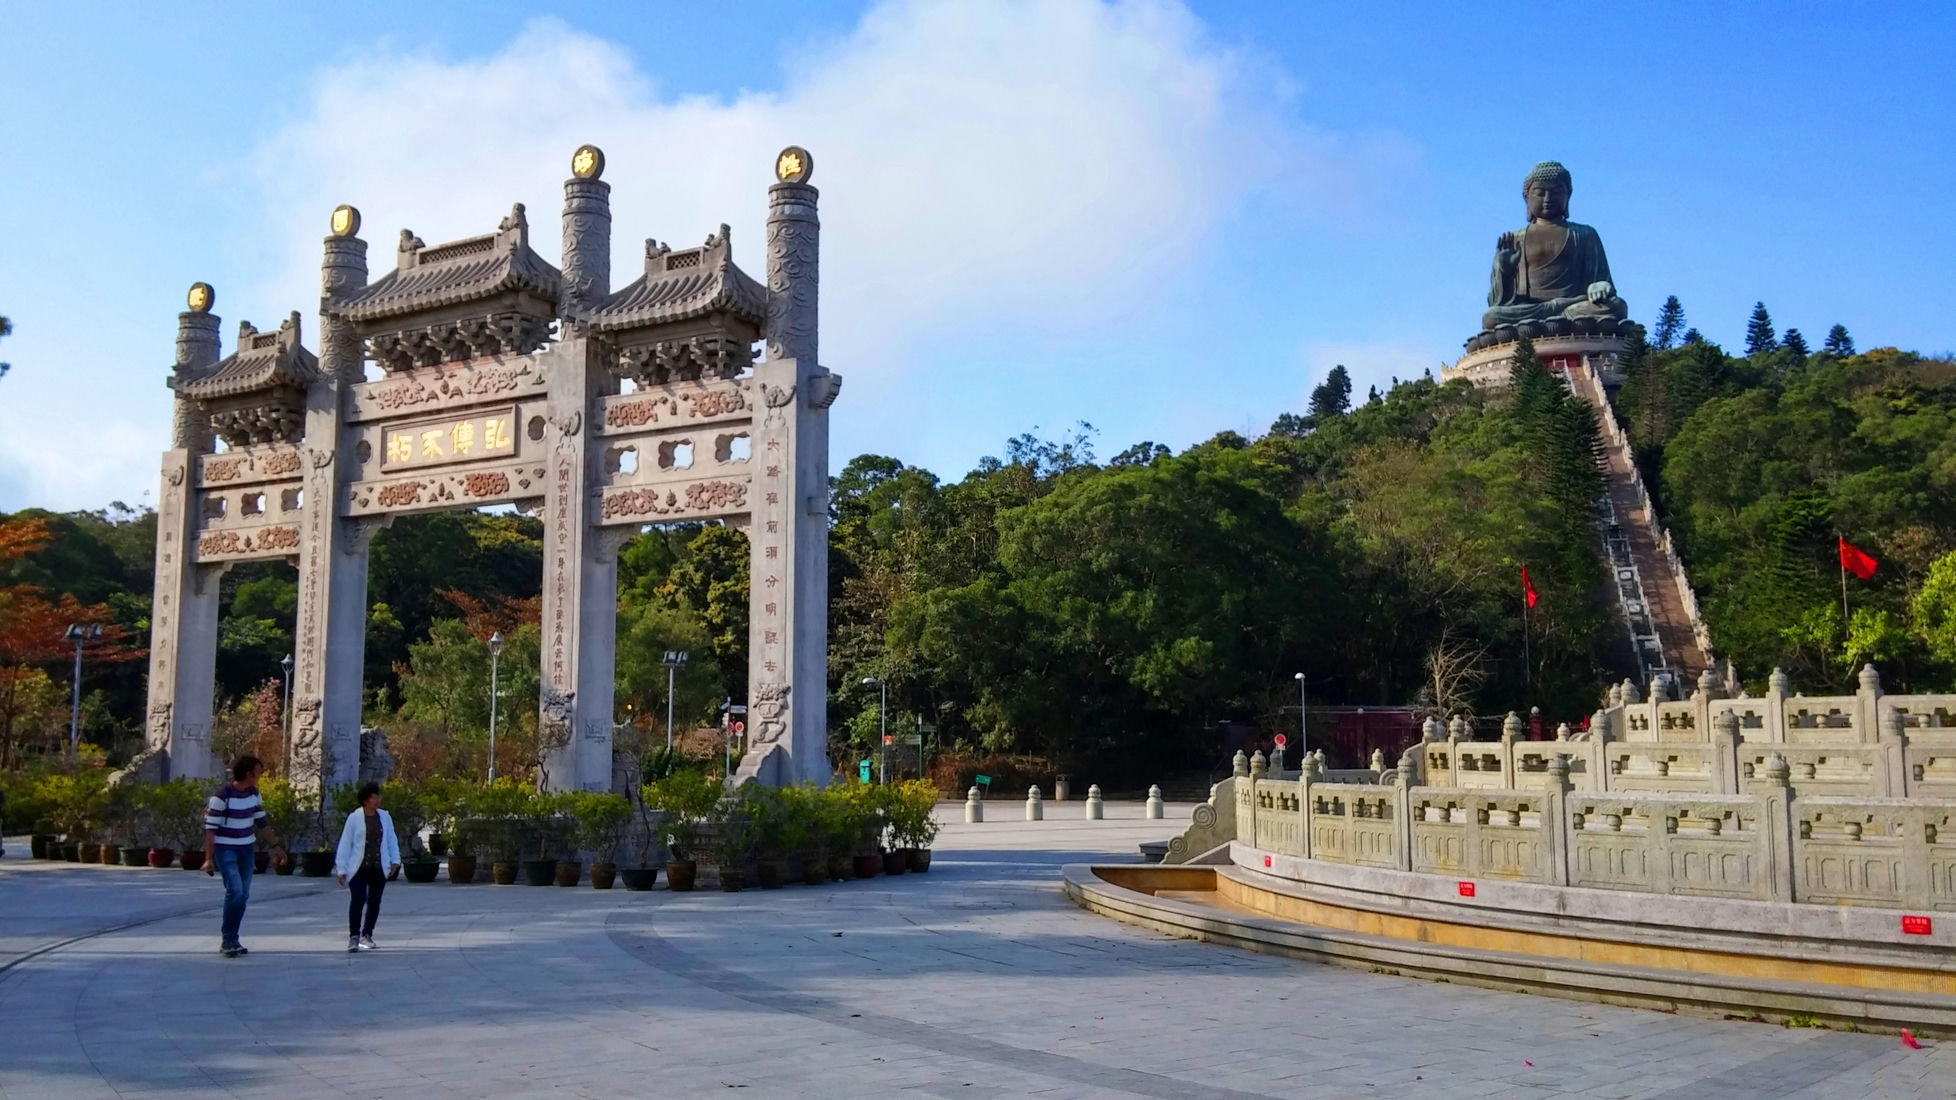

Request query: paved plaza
[{"left": 1, "top": 803, "right": 1949, "bottom": 1099}]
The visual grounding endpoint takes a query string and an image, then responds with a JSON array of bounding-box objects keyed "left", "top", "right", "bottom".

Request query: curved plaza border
[{"left": 3, "top": 805, "right": 1951, "bottom": 1099}]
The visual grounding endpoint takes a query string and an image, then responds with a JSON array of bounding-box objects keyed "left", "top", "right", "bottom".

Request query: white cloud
[
  {"left": 243, "top": 1, "right": 1378, "bottom": 395},
  {"left": 1, "top": 0, "right": 1413, "bottom": 510}
]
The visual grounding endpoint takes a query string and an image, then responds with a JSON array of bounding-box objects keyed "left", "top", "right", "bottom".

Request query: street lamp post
[
  {"left": 280, "top": 653, "right": 294, "bottom": 768},
  {"left": 861, "top": 677, "right": 886, "bottom": 784},
  {"left": 63, "top": 623, "right": 102, "bottom": 755},
  {"left": 661, "top": 650, "right": 689, "bottom": 758},
  {"left": 487, "top": 632, "right": 503, "bottom": 782},
  {"left": 1292, "top": 671, "right": 1308, "bottom": 767}
]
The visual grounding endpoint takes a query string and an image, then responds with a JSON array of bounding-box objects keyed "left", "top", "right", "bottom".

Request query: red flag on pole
[
  {"left": 1839, "top": 537, "right": 1878, "bottom": 581},
  {"left": 1521, "top": 566, "right": 1539, "bottom": 609}
]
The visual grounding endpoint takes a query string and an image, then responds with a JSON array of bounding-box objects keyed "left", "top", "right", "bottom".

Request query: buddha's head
[{"left": 1523, "top": 161, "right": 1572, "bottom": 223}]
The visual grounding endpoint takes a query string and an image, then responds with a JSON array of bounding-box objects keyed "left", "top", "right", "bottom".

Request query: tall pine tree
[
  {"left": 1308, "top": 364, "right": 1353, "bottom": 420},
  {"left": 1781, "top": 328, "right": 1810, "bottom": 360},
  {"left": 1823, "top": 324, "right": 1855, "bottom": 357},
  {"left": 1745, "top": 302, "right": 1778, "bottom": 356},
  {"left": 1652, "top": 295, "right": 1686, "bottom": 349}
]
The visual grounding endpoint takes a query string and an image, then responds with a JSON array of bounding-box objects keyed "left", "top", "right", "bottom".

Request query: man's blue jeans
[{"left": 213, "top": 846, "right": 254, "bottom": 947}]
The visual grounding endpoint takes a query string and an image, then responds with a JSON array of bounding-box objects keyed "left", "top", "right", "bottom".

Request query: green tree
[
  {"left": 1823, "top": 324, "right": 1855, "bottom": 357},
  {"left": 1309, "top": 365, "right": 1353, "bottom": 420},
  {"left": 1652, "top": 295, "right": 1685, "bottom": 349},
  {"left": 1745, "top": 302, "right": 1778, "bottom": 356},
  {"left": 1781, "top": 328, "right": 1810, "bottom": 361}
]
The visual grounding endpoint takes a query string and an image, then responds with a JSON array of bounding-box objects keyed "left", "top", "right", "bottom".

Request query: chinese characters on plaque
[
  {"left": 381, "top": 408, "right": 518, "bottom": 471},
  {"left": 758, "top": 436, "right": 787, "bottom": 679}
]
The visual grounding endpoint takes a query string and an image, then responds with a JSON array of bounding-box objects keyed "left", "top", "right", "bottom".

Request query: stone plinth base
[{"left": 1445, "top": 331, "right": 1631, "bottom": 390}]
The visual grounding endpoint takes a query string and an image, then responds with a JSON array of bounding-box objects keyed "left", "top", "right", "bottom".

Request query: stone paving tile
[{"left": 4, "top": 811, "right": 1954, "bottom": 1098}]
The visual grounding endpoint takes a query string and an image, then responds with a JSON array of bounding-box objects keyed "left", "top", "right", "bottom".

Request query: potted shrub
[
  {"left": 420, "top": 777, "right": 458, "bottom": 858},
  {"left": 819, "top": 786, "right": 860, "bottom": 881},
  {"left": 706, "top": 795, "right": 751, "bottom": 892},
  {"left": 523, "top": 791, "right": 570, "bottom": 886},
  {"left": 32, "top": 817, "right": 57, "bottom": 861},
  {"left": 387, "top": 783, "right": 440, "bottom": 883},
  {"left": 447, "top": 810, "right": 482, "bottom": 885},
  {"left": 744, "top": 785, "right": 805, "bottom": 889},
  {"left": 645, "top": 769, "right": 719, "bottom": 892},
  {"left": 46, "top": 772, "right": 106, "bottom": 865},
  {"left": 615, "top": 783, "right": 665, "bottom": 891},
  {"left": 893, "top": 779, "right": 941, "bottom": 872},
  {"left": 147, "top": 779, "right": 201, "bottom": 868},
  {"left": 259, "top": 778, "right": 303, "bottom": 875},
  {"left": 468, "top": 779, "right": 534, "bottom": 884},
  {"left": 780, "top": 785, "right": 829, "bottom": 886},
  {"left": 842, "top": 783, "right": 885, "bottom": 879},
  {"left": 569, "top": 791, "right": 630, "bottom": 890}
]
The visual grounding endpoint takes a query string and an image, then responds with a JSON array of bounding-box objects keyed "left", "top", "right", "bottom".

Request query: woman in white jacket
[{"left": 334, "top": 781, "right": 402, "bottom": 953}]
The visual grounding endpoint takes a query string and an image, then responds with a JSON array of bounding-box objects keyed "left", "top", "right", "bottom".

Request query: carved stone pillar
[
  {"left": 538, "top": 332, "right": 613, "bottom": 791},
  {"left": 147, "top": 290, "right": 223, "bottom": 779},
  {"left": 291, "top": 210, "right": 369, "bottom": 796},
  {"left": 737, "top": 148, "right": 835, "bottom": 787},
  {"left": 561, "top": 147, "right": 611, "bottom": 317}
]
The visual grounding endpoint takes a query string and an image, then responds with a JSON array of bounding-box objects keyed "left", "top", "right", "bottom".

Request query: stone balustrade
[{"left": 1227, "top": 754, "right": 1956, "bottom": 911}]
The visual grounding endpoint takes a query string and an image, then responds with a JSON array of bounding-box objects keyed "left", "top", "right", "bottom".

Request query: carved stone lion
[{"left": 539, "top": 687, "right": 576, "bottom": 749}]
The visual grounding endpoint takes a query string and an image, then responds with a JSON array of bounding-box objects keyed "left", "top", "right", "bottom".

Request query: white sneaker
[
  {"left": 358, "top": 935, "right": 377, "bottom": 951},
  {"left": 347, "top": 936, "right": 360, "bottom": 953}
]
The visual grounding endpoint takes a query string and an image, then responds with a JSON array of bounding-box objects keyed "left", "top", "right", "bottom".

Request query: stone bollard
[
  {"left": 965, "top": 785, "right": 983, "bottom": 823},
  {"left": 1145, "top": 785, "right": 1164, "bottom": 819},
  {"left": 1085, "top": 785, "right": 1104, "bottom": 820},
  {"left": 1026, "top": 785, "right": 1043, "bottom": 821}
]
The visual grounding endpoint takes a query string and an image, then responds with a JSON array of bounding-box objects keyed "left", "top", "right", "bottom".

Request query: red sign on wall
[
  {"left": 1263, "top": 854, "right": 1273, "bottom": 868},
  {"left": 1458, "top": 881, "right": 1476, "bottom": 898},
  {"left": 1902, "top": 915, "right": 1933, "bottom": 936}
]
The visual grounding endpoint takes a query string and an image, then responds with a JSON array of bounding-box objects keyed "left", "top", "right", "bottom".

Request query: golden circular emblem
[
  {"left": 329, "top": 204, "right": 362, "bottom": 238},
  {"left": 186, "top": 282, "right": 214, "bottom": 313},
  {"left": 775, "top": 145, "right": 813, "bottom": 184},
  {"left": 571, "top": 144, "right": 606, "bottom": 180}
]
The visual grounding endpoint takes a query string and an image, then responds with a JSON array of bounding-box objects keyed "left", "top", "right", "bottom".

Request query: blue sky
[{"left": 2, "top": 1, "right": 1951, "bottom": 511}]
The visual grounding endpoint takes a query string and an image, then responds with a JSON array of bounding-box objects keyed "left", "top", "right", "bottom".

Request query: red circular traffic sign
[{"left": 1274, "top": 734, "right": 1288, "bottom": 748}]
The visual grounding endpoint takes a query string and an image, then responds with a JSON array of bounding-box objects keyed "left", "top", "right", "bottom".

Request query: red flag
[
  {"left": 1521, "top": 566, "right": 1539, "bottom": 609},
  {"left": 1839, "top": 537, "right": 1878, "bottom": 581}
]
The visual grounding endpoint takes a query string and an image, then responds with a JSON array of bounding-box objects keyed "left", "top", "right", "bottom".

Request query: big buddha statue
[{"left": 1481, "top": 160, "right": 1627, "bottom": 332}]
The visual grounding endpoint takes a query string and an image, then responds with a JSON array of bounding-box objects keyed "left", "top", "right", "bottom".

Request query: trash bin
[{"left": 1054, "top": 776, "right": 1070, "bottom": 801}]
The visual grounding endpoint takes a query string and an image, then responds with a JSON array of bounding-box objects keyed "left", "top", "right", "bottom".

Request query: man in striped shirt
[{"left": 203, "top": 755, "right": 283, "bottom": 957}]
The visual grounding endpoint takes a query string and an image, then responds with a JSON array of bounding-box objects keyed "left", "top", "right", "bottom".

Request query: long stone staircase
[{"left": 1566, "top": 360, "right": 1714, "bottom": 693}]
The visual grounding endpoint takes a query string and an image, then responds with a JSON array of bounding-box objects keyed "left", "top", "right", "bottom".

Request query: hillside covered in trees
[{"left": 4, "top": 321, "right": 1953, "bottom": 781}]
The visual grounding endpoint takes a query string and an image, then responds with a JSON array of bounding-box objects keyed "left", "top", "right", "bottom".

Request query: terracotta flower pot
[
  {"left": 59, "top": 843, "right": 80, "bottom": 862},
  {"left": 178, "top": 849, "right": 205, "bottom": 871},
  {"left": 80, "top": 843, "right": 102, "bottom": 863},
  {"left": 521, "top": 859, "right": 557, "bottom": 886},
  {"left": 147, "top": 848, "right": 175, "bottom": 868},
  {"left": 491, "top": 861, "right": 518, "bottom": 885},
  {"left": 590, "top": 862, "right": 617, "bottom": 889},
  {"left": 719, "top": 867, "right": 746, "bottom": 892},
  {"left": 122, "top": 846, "right": 150, "bottom": 867},
  {"left": 882, "top": 850, "right": 908, "bottom": 876},
  {"left": 853, "top": 854, "right": 881, "bottom": 879},
  {"left": 30, "top": 834, "right": 50, "bottom": 860},
  {"left": 554, "top": 860, "right": 582, "bottom": 887},
  {"left": 299, "top": 851, "right": 335, "bottom": 877},
  {"left": 906, "top": 848, "right": 932, "bottom": 873},
  {"left": 619, "top": 866, "right": 658, "bottom": 891},
  {"left": 403, "top": 860, "right": 440, "bottom": 883},
  {"left": 447, "top": 855, "right": 479, "bottom": 884},
  {"left": 665, "top": 860, "right": 697, "bottom": 892}
]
